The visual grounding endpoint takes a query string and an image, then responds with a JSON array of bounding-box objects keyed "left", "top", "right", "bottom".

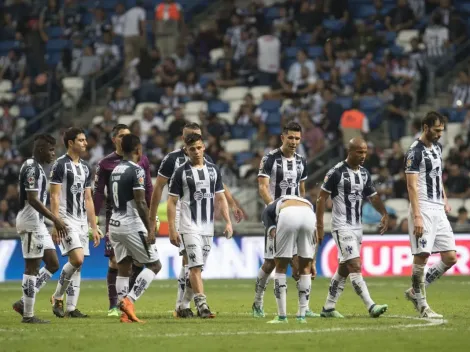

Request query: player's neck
[
  {"left": 190, "top": 159, "right": 204, "bottom": 168},
  {"left": 32, "top": 154, "right": 45, "bottom": 166},
  {"left": 66, "top": 151, "right": 80, "bottom": 163},
  {"left": 419, "top": 135, "right": 432, "bottom": 148},
  {"left": 115, "top": 149, "right": 123, "bottom": 157},
  {"left": 345, "top": 158, "right": 360, "bottom": 171},
  {"left": 280, "top": 146, "right": 294, "bottom": 158}
]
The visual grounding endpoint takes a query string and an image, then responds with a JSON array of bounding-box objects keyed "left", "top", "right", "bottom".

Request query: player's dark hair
[
  {"left": 184, "top": 133, "right": 203, "bottom": 146},
  {"left": 183, "top": 122, "right": 201, "bottom": 131},
  {"left": 421, "top": 111, "right": 445, "bottom": 130},
  {"left": 112, "top": 124, "right": 130, "bottom": 137},
  {"left": 34, "top": 134, "right": 56, "bottom": 146},
  {"left": 282, "top": 121, "right": 302, "bottom": 134},
  {"left": 121, "top": 134, "right": 141, "bottom": 154},
  {"left": 63, "top": 127, "right": 85, "bottom": 148}
]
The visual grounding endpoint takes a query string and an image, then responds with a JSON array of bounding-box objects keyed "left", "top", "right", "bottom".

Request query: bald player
[{"left": 316, "top": 138, "right": 389, "bottom": 318}]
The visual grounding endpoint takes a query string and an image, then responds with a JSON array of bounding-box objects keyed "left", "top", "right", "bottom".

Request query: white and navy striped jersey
[
  {"left": 451, "top": 84, "right": 470, "bottom": 108},
  {"left": 158, "top": 148, "right": 214, "bottom": 179},
  {"left": 109, "top": 160, "right": 146, "bottom": 225},
  {"left": 321, "top": 161, "right": 377, "bottom": 231},
  {"left": 16, "top": 158, "right": 48, "bottom": 230},
  {"left": 169, "top": 161, "right": 224, "bottom": 236},
  {"left": 423, "top": 26, "right": 449, "bottom": 57},
  {"left": 50, "top": 154, "right": 92, "bottom": 224},
  {"left": 404, "top": 139, "right": 444, "bottom": 206},
  {"left": 258, "top": 148, "right": 307, "bottom": 200}
]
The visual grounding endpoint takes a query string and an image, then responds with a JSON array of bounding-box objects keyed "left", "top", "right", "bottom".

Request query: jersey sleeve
[
  {"left": 83, "top": 162, "right": 92, "bottom": 188},
  {"left": 50, "top": 160, "right": 65, "bottom": 184},
  {"left": 93, "top": 162, "right": 107, "bottom": 214},
  {"left": 168, "top": 167, "right": 184, "bottom": 198},
  {"left": 158, "top": 153, "right": 176, "bottom": 179},
  {"left": 363, "top": 171, "right": 377, "bottom": 198},
  {"left": 215, "top": 165, "right": 224, "bottom": 193},
  {"left": 133, "top": 167, "right": 146, "bottom": 190},
  {"left": 261, "top": 201, "right": 277, "bottom": 236},
  {"left": 141, "top": 156, "right": 153, "bottom": 206},
  {"left": 258, "top": 154, "right": 275, "bottom": 178},
  {"left": 300, "top": 157, "right": 308, "bottom": 181},
  {"left": 404, "top": 147, "right": 422, "bottom": 174},
  {"left": 321, "top": 168, "right": 339, "bottom": 194},
  {"left": 23, "top": 164, "right": 40, "bottom": 191},
  {"left": 204, "top": 153, "right": 215, "bottom": 164}
]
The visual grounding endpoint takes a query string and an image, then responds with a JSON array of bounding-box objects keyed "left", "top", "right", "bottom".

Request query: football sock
[
  {"left": 324, "top": 271, "right": 347, "bottom": 310},
  {"left": 296, "top": 275, "right": 311, "bottom": 317},
  {"left": 175, "top": 265, "right": 186, "bottom": 310},
  {"left": 116, "top": 276, "right": 129, "bottom": 301},
  {"left": 127, "top": 268, "right": 154, "bottom": 303},
  {"left": 194, "top": 293, "right": 208, "bottom": 312},
  {"left": 20, "top": 267, "right": 52, "bottom": 303},
  {"left": 66, "top": 271, "right": 81, "bottom": 313},
  {"left": 181, "top": 267, "right": 194, "bottom": 309},
  {"left": 22, "top": 274, "right": 36, "bottom": 318},
  {"left": 274, "top": 273, "right": 287, "bottom": 318},
  {"left": 350, "top": 273, "right": 375, "bottom": 311},
  {"left": 129, "top": 263, "right": 144, "bottom": 291},
  {"left": 53, "top": 262, "right": 78, "bottom": 300},
  {"left": 412, "top": 264, "right": 428, "bottom": 309},
  {"left": 425, "top": 261, "right": 450, "bottom": 287},
  {"left": 107, "top": 267, "right": 118, "bottom": 309},
  {"left": 254, "top": 268, "right": 270, "bottom": 307}
]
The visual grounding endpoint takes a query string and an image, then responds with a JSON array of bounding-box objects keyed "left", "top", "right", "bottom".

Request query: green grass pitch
[{"left": 0, "top": 277, "right": 469, "bottom": 351}]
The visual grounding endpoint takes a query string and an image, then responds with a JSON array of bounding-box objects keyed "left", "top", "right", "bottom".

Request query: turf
[{"left": 0, "top": 277, "right": 468, "bottom": 351}]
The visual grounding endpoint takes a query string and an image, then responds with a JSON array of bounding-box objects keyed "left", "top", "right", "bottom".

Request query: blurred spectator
[
  {"left": 399, "top": 218, "right": 409, "bottom": 233},
  {"left": 287, "top": 49, "right": 317, "bottom": 86},
  {"left": 84, "top": 132, "right": 104, "bottom": 167},
  {"left": 387, "top": 82, "right": 413, "bottom": 143},
  {"left": 159, "top": 85, "right": 180, "bottom": 114},
  {"left": 0, "top": 49, "right": 26, "bottom": 83},
  {"left": 393, "top": 171, "right": 408, "bottom": 199},
  {"left": 431, "top": 0, "right": 456, "bottom": 26},
  {"left": 299, "top": 110, "right": 325, "bottom": 158},
  {"left": 387, "top": 142, "right": 405, "bottom": 175},
  {"left": 167, "top": 107, "right": 187, "bottom": 141},
  {"left": 0, "top": 155, "right": 17, "bottom": 199},
  {"left": 39, "top": 0, "right": 61, "bottom": 29},
  {"left": 95, "top": 31, "right": 121, "bottom": 68},
  {"left": 205, "top": 113, "right": 230, "bottom": 139},
  {"left": 448, "top": 11, "right": 467, "bottom": 46},
  {"left": 423, "top": 12, "right": 449, "bottom": 61},
  {"left": 385, "top": 0, "right": 415, "bottom": 32},
  {"left": 363, "top": 142, "right": 381, "bottom": 174},
  {"left": 61, "top": 0, "right": 84, "bottom": 38},
  {"left": 449, "top": 71, "right": 469, "bottom": 108},
  {"left": 0, "top": 13, "right": 18, "bottom": 41},
  {"left": 111, "top": 3, "right": 126, "bottom": 37},
  {"left": 123, "top": 0, "right": 146, "bottom": 66},
  {"left": 171, "top": 45, "right": 195, "bottom": 73},
  {"left": 0, "top": 199, "right": 15, "bottom": 228},
  {"left": 175, "top": 71, "right": 203, "bottom": 101},
  {"left": 321, "top": 87, "right": 343, "bottom": 140},
  {"left": 157, "top": 57, "right": 179, "bottom": 86},
  {"left": 445, "top": 164, "right": 470, "bottom": 198},
  {"left": 108, "top": 86, "right": 135, "bottom": 116},
  {"left": 453, "top": 207, "right": 470, "bottom": 232},
  {"left": 4, "top": 184, "right": 19, "bottom": 215},
  {"left": 87, "top": 7, "right": 108, "bottom": 40},
  {"left": 408, "top": 0, "right": 425, "bottom": 18},
  {"left": 375, "top": 166, "right": 394, "bottom": 200},
  {"left": 73, "top": 45, "right": 101, "bottom": 78},
  {"left": 140, "top": 108, "right": 165, "bottom": 144},
  {"left": 154, "top": 0, "right": 185, "bottom": 58},
  {"left": 339, "top": 100, "right": 370, "bottom": 147},
  {"left": 15, "top": 76, "right": 33, "bottom": 106},
  {"left": 257, "top": 25, "right": 281, "bottom": 86},
  {"left": 0, "top": 136, "right": 21, "bottom": 166}
]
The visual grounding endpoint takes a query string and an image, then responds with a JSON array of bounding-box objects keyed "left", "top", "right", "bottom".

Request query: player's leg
[
  {"left": 252, "top": 230, "right": 276, "bottom": 317},
  {"left": 129, "top": 261, "right": 144, "bottom": 292},
  {"left": 321, "top": 262, "right": 348, "bottom": 318},
  {"left": 105, "top": 234, "right": 119, "bottom": 316},
  {"left": 176, "top": 252, "right": 195, "bottom": 318},
  {"left": 267, "top": 258, "right": 290, "bottom": 324}
]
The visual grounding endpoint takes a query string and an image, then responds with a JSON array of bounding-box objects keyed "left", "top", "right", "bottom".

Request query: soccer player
[
  {"left": 167, "top": 133, "right": 233, "bottom": 318},
  {"left": 49, "top": 127, "right": 101, "bottom": 318},
  {"left": 148, "top": 122, "right": 243, "bottom": 318},
  {"left": 253, "top": 122, "right": 317, "bottom": 318},
  {"left": 404, "top": 112, "right": 458, "bottom": 318},
  {"left": 93, "top": 124, "right": 153, "bottom": 317},
  {"left": 262, "top": 195, "right": 316, "bottom": 324},
  {"left": 14, "top": 134, "right": 68, "bottom": 323},
  {"left": 108, "top": 134, "right": 162, "bottom": 323},
  {"left": 316, "top": 137, "right": 389, "bottom": 318}
]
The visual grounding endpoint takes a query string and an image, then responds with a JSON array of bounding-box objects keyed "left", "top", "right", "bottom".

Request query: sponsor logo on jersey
[
  {"left": 193, "top": 191, "right": 214, "bottom": 201},
  {"left": 279, "top": 180, "right": 297, "bottom": 190}
]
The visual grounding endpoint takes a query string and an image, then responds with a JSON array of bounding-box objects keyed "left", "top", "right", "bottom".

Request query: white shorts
[
  {"left": 59, "top": 221, "right": 90, "bottom": 257},
  {"left": 275, "top": 206, "right": 316, "bottom": 259},
  {"left": 181, "top": 234, "right": 213, "bottom": 269},
  {"left": 110, "top": 222, "right": 160, "bottom": 264},
  {"left": 332, "top": 228, "right": 362, "bottom": 263},
  {"left": 18, "top": 223, "right": 55, "bottom": 259},
  {"left": 408, "top": 205, "right": 456, "bottom": 255}
]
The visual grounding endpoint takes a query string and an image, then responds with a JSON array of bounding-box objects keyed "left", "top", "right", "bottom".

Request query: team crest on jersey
[
  {"left": 83, "top": 164, "right": 90, "bottom": 178},
  {"left": 208, "top": 168, "right": 216, "bottom": 181},
  {"left": 296, "top": 159, "right": 303, "bottom": 175},
  {"left": 50, "top": 162, "right": 58, "bottom": 178},
  {"left": 323, "top": 168, "right": 334, "bottom": 184},
  {"left": 361, "top": 170, "right": 367, "bottom": 183},
  {"left": 259, "top": 156, "right": 268, "bottom": 171},
  {"left": 94, "top": 165, "right": 100, "bottom": 183}
]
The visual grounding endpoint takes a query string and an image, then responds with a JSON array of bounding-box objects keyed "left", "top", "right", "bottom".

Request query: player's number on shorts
[{"left": 112, "top": 182, "right": 119, "bottom": 208}]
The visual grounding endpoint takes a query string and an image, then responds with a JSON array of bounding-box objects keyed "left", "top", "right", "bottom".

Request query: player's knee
[
  {"left": 147, "top": 260, "right": 162, "bottom": 275},
  {"left": 442, "top": 252, "right": 458, "bottom": 267},
  {"left": 46, "top": 260, "right": 60, "bottom": 274},
  {"left": 262, "top": 259, "right": 276, "bottom": 273},
  {"left": 24, "top": 264, "right": 40, "bottom": 276},
  {"left": 70, "top": 257, "right": 84, "bottom": 268},
  {"left": 346, "top": 259, "right": 361, "bottom": 273}
]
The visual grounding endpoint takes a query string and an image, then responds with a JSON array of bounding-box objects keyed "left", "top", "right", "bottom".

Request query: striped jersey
[
  {"left": 404, "top": 139, "right": 444, "bottom": 206},
  {"left": 16, "top": 158, "right": 48, "bottom": 230},
  {"left": 168, "top": 161, "right": 224, "bottom": 236},
  {"left": 423, "top": 26, "right": 449, "bottom": 57},
  {"left": 321, "top": 161, "right": 377, "bottom": 231},
  {"left": 50, "top": 154, "right": 92, "bottom": 224},
  {"left": 258, "top": 148, "right": 307, "bottom": 200},
  {"left": 109, "top": 160, "right": 146, "bottom": 225}
]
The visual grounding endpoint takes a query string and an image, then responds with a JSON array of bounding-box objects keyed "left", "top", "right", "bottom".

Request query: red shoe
[{"left": 119, "top": 298, "right": 144, "bottom": 323}]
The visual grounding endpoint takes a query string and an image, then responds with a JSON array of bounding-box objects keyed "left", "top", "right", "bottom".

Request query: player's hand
[
  {"left": 224, "top": 223, "right": 233, "bottom": 239},
  {"left": 147, "top": 230, "right": 156, "bottom": 245},
  {"left": 413, "top": 215, "right": 424, "bottom": 238},
  {"left": 91, "top": 229, "right": 100, "bottom": 247},
  {"left": 51, "top": 227, "right": 60, "bottom": 245},
  {"left": 316, "top": 226, "right": 324, "bottom": 244},
  {"left": 169, "top": 230, "right": 181, "bottom": 247},
  {"left": 269, "top": 228, "right": 276, "bottom": 239},
  {"left": 231, "top": 206, "right": 244, "bottom": 223},
  {"left": 444, "top": 202, "right": 451, "bottom": 214},
  {"left": 311, "top": 261, "right": 317, "bottom": 280},
  {"left": 379, "top": 214, "right": 389, "bottom": 235},
  {"left": 53, "top": 218, "right": 68, "bottom": 238}
]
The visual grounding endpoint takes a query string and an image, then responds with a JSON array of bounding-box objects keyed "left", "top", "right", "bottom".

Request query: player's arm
[
  {"left": 258, "top": 176, "right": 273, "bottom": 205},
  {"left": 222, "top": 183, "right": 244, "bottom": 222},
  {"left": 300, "top": 157, "right": 308, "bottom": 198},
  {"left": 369, "top": 194, "right": 389, "bottom": 234},
  {"left": 148, "top": 175, "right": 169, "bottom": 233},
  {"left": 315, "top": 189, "right": 330, "bottom": 244},
  {"left": 92, "top": 162, "right": 107, "bottom": 216},
  {"left": 49, "top": 161, "right": 66, "bottom": 243},
  {"left": 167, "top": 195, "right": 180, "bottom": 247},
  {"left": 299, "top": 180, "right": 306, "bottom": 198},
  {"left": 404, "top": 149, "right": 423, "bottom": 237},
  {"left": 261, "top": 201, "right": 277, "bottom": 238},
  {"left": 135, "top": 188, "right": 151, "bottom": 233},
  {"left": 85, "top": 188, "right": 100, "bottom": 247},
  {"left": 142, "top": 156, "right": 154, "bottom": 206},
  {"left": 215, "top": 165, "right": 233, "bottom": 238}
]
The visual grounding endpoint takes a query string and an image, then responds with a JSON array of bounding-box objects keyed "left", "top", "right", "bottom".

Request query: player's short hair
[
  {"left": 184, "top": 133, "right": 203, "bottom": 146},
  {"left": 112, "top": 124, "right": 130, "bottom": 137},
  {"left": 34, "top": 134, "right": 56, "bottom": 146},
  {"left": 282, "top": 121, "right": 302, "bottom": 134},
  {"left": 183, "top": 122, "right": 201, "bottom": 131},
  {"left": 63, "top": 127, "right": 85, "bottom": 148},
  {"left": 421, "top": 111, "right": 445, "bottom": 130},
  {"left": 121, "top": 134, "right": 141, "bottom": 154}
]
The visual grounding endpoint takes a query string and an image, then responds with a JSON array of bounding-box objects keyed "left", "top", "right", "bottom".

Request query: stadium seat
[
  {"left": 185, "top": 113, "right": 200, "bottom": 123},
  {"left": 224, "top": 139, "right": 251, "bottom": 153},
  {"left": 396, "top": 30, "right": 419, "bottom": 51},
  {"left": 218, "top": 112, "right": 236, "bottom": 124},
  {"left": 231, "top": 125, "right": 257, "bottom": 139},
  {"left": 447, "top": 123, "right": 462, "bottom": 147},
  {"left": 447, "top": 198, "right": 464, "bottom": 218},
  {"left": 335, "top": 96, "right": 353, "bottom": 110},
  {"left": 322, "top": 19, "right": 344, "bottom": 32},
  {"left": 0, "top": 41, "right": 19, "bottom": 51},
  {"left": 264, "top": 6, "right": 281, "bottom": 20},
  {"left": 259, "top": 100, "right": 281, "bottom": 112},
  {"left": 341, "top": 72, "right": 356, "bottom": 86},
  {"left": 92, "top": 115, "right": 104, "bottom": 125},
  {"left": 307, "top": 46, "right": 324, "bottom": 59},
  {"left": 399, "top": 136, "right": 415, "bottom": 151},
  {"left": 46, "top": 39, "right": 71, "bottom": 52},
  {"left": 229, "top": 100, "right": 244, "bottom": 114},
  {"left": 117, "top": 115, "right": 137, "bottom": 125},
  {"left": 296, "top": 33, "right": 311, "bottom": 47},
  {"left": 209, "top": 48, "right": 224, "bottom": 66},
  {"left": 134, "top": 102, "right": 159, "bottom": 115},
  {"left": 9, "top": 104, "right": 19, "bottom": 117},
  {"left": 265, "top": 112, "right": 281, "bottom": 125},
  {"left": 384, "top": 199, "right": 409, "bottom": 219},
  {"left": 0, "top": 80, "right": 12, "bottom": 92},
  {"left": 250, "top": 86, "right": 271, "bottom": 103},
  {"left": 0, "top": 92, "right": 14, "bottom": 101},
  {"left": 185, "top": 101, "right": 207, "bottom": 115},
  {"left": 267, "top": 124, "right": 281, "bottom": 135},
  {"left": 46, "top": 26, "right": 64, "bottom": 38},
  {"left": 238, "top": 164, "right": 253, "bottom": 178},
  {"left": 285, "top": 47, "right": 299, "bottom": 59},
  {"left": 220, "top": 86, "right": 249, "bottom": 102},
  {"left": 20, "top": 106, "right": 36, "bottom": 119},
  {"left": 235, "top": 151, "right": 254, "bottom": 166},
  {"left": 208, "top": 100, "right": 229, "bottom": 114}
]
